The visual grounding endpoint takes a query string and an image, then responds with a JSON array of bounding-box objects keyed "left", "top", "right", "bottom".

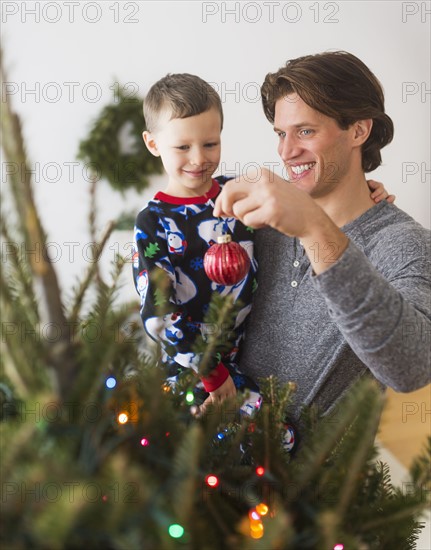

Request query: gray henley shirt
[{"left": 239, "top": 201, "right": 431, "bottom": 418}]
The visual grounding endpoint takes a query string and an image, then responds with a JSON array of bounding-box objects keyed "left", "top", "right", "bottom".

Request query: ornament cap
[{"left": 217, "top": 234, "right": 232, "bottom": 244}]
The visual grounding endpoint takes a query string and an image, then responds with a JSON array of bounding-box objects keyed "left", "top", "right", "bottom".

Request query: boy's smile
[{"left": 143, "top": 107, "right": 222, "bottom": 198}]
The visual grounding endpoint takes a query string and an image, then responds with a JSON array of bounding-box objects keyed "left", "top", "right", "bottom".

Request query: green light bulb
[{"left": 168, "top": 524, "right": 184, "bottom": 538}]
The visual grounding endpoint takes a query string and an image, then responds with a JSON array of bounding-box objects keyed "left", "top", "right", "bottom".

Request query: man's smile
[{"left": 288, "top": 162, "right": 316, "bottom": 179}]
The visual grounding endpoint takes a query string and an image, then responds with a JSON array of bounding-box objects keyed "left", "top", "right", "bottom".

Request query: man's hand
[
  {"left": 213, "top": 168, "right": 321, "bottom": 238},
  {"left": 213, "top": 167, "right": 349, "bottom": 275},
  {"left": 368, "top": 179, "right": 396, "bottom": 204}
]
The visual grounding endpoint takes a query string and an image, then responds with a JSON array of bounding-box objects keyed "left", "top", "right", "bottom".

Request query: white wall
[{"left": 2, "top": 0, "right": 430, "bottom": 303}]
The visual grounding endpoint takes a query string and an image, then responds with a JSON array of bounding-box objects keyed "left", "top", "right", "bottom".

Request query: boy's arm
[{"left": 132, "top": 208, "right": 229, "bottom": 392}]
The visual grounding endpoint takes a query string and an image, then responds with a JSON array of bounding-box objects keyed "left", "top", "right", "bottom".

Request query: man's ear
[
  {"left": 142, "top": 131, "right": 160, "bottom": 157},
  {"left": 353, "top": 119, "right": 373, "bottom": 146}
]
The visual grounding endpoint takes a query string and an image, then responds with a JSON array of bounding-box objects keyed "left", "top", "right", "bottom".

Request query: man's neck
[{"left": 314, "top": 174, "right": 376, "bottom": 228}]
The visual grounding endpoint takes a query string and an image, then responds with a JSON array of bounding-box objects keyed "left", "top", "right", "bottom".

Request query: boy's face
[{"left": 143, "top": 107, "right": 221, "bottom": 197}]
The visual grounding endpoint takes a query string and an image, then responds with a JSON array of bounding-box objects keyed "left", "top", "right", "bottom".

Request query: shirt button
[
  {"left": 291, "top": 280, "right": 298, "bottom": 287},
  {"left": 293, "top": 260, "right": 300, "bottom": 267}
]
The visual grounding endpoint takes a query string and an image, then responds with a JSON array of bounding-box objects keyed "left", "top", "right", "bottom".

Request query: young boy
[{"left": 132, "top": 73, "right": 261, "bottom": 416}]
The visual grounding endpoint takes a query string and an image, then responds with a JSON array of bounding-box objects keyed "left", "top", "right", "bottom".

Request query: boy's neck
[{"left": 163, "top": 179, "right": 215, "bottom": 198}]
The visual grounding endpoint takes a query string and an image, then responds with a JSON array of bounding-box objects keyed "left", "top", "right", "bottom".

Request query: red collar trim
[{"left": 154, "top": 179, "right": 220, "bottom": 205}]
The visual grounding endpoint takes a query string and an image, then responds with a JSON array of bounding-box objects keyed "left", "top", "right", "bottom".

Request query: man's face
[
  {"left": 144, "top": 107, "right": 221, "bottom": 197},
  {"left": 274, "top": 94, "right": 356, "bottom": 198}
]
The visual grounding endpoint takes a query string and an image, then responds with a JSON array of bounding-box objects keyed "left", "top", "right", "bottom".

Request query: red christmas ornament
[{"left": 204, "top": 234, "right": 250, "bottom": 286}]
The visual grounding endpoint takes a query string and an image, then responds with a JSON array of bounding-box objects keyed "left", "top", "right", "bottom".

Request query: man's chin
[{"left": 290, "top": 176, "right": 318, "bottom": 195}]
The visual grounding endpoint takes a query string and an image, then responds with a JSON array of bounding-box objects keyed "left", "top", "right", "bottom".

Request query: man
[{"left": 213, "top": 51, "right": 431, "bottom": 417}]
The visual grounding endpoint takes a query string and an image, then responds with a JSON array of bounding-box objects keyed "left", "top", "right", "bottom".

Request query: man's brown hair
[
  {"left": 144, "top": 73, "right": 223, "bottom": 133},
  {"left": 261, "top": 51, "right": 394, "bottom": 172}
]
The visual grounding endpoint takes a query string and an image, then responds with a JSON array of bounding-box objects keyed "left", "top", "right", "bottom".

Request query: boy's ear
[{"left": 142, "top": 131, "right": 160, "bottom": 157}]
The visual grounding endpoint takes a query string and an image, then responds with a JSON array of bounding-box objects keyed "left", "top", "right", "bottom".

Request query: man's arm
[
  {"left": 213, "top": 170, "right": 431, "bottom": 392},
  {"left": 312, "top": 236, "right": 431, "bottom": 392}
]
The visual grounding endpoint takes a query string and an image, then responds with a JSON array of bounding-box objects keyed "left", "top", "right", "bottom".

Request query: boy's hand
[
  {"left": 368, "top": 179, "right": 396, "bottom": 204},
  {"left": 195, "top": 375, "right": 237, "bottom": 416}
]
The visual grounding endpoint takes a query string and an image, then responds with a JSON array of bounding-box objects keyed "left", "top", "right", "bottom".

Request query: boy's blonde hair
[{"left": 143, "top": 73, "right": 223, "bottom": 133}]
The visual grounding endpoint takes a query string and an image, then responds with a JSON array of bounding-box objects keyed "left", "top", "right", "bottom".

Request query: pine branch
[
  {"left": 1, "top": 213, "right": 39, "bottom": 320},
  {"left": 0, "top": 51, "right": 28, "bottom": 242},
  {"left": 193, "top": 294, "right": 239, "bottom": 377},
  {"left": 263, "top": 403, "right": 271, "bottom": 471},
  {"left": 410, "top": 436, "right": 431, "bottom": 490},
  {"left": 0, "top": 49, "right": 66, "bottom": 332},
  {"left": 292, "top": 378, "right": 383, "bottom": 493},
  {"left": 0, "top": 340, "right": 30, "bottom": 397},
  {"left": 89, "top": 174, "right": 98, "bottom": 248},
  {"left": 68, "top": 220, "right": 116, "bottom": 327},
  {"left": 361, "top": 502, "right": 428, "bottom": 531},
  {"left": 335, "top": 386, "right": 384, "bottom": 518},
  {"left": 0, "top": 422, "right": 39, "bottom": 480},
  {"left": 375, "top": 460, "right": 395, "bottom": 499},
  {"left": 0, "top": 48, "right": 80, "bottom": 399},
  {"left": 78, "top": 414, "right": 123, "bottom": 474},
  {"left": 204, "top": 497, "right": 238, "bottom": 548},
  {"left": 171, "top": 423, "right": 203, "bottom": 525},
  {"left": 88, "top": 173, "right": 107, "bottom": 287},
  {"left": 258, "top": 376, "right": 297, "bottom": 422},
  {"left": 70, "top": 259, "right": 130, "bottom": 403},
  {"left": 0, "top": 264, "right": 49, "bottom": 394}
]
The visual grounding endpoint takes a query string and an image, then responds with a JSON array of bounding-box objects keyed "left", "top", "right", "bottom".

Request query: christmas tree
[{"left": 1, "top": 50, "right": 430, "bottom": 549}]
